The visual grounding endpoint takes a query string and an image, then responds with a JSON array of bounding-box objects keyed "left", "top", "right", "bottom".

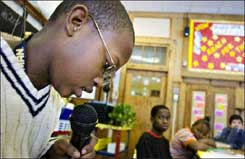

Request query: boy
[
  {"left": 170, "top": 117, "right": 216, "bottom": 159},
  {"left": 136, "top": 105, "right": 172, "bottom": 159},
  {"left": 1, "top": 1, "right": 134, "bottom": 158},
  {"left": 215, "top": 114, "right": 245, "bottom": 149}
]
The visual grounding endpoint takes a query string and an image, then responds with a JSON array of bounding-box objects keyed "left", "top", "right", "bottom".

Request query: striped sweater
[{"left": 1, "top": 37, "right": 62, "bottom": 158}]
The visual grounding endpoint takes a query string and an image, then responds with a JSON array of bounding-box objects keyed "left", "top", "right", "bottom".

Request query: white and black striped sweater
[{"left": 1, "top": 37, "right": 62, "bottom": 158}]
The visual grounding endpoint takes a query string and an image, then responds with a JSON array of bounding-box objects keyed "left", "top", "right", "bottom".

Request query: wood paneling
[
  {"left": 235, "top": 87, "right": 244, "bottom": 109},
  {"left": 123, "top": 70, "right": 167, "bottom": 157}
]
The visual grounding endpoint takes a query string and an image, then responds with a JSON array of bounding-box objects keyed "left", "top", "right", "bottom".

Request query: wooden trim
[
  {"left": 15, "top": 0, "right": 48, "bottom": 26},
  {"left": 183, "top": 78, "right": 210, "bottom": 85},
  {"left": 117, "top": 65, "right": 127, "bottom": 104},
  {"left": 188, "top": 13, "right": 244, "bottom": 22},
  {"left": 126, "top": 64, "right": 168, "bottom": 72},
  {"left": 210, "top": 80, "right": 240, "bottom": 87},
  {"left": 182, "top": 69, "right": 244, "bottom": 81},
  {"left": 135, "top": 37, "right": 173, "bottom": 46},
  {"left": 129, "top": 12, "right": 244, "bottom": 21},
  {"left": 129, "top": 12, "right": 184, "bottom": 19}
]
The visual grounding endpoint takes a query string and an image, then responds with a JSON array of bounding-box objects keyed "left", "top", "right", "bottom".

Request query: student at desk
[
  {"left": 170, "top": 117, "right": 216, "bottom": 159},
  {"left": 215, "top": 114, "right": 245, "bottom": 149}
]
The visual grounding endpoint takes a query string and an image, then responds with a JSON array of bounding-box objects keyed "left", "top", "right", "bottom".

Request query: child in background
[
  {"left": 170, "top": 117, "right": 216, "bottom": 159},
  {"left": 215, "top": 114, "right": 245, "bottom": 149},
  {"left": 136, "top": 105, "right": 172, "bottom": 159}
]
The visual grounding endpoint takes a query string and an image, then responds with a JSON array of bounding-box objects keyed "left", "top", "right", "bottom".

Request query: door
[
  {"left": 185, "top": 83, "right": 235, "bottom": 137},
  {"left": 123, "top": 69, "right": 167, "bottom": 157}
]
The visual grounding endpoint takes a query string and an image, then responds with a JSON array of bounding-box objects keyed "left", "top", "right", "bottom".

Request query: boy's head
[
  {"left": 151, "top": 105, "right": 171, "bottom": 133},
  {"left": 41, "top": 1, "right": 134, "bottom": 97},
  {"left": 229, "top": 114, "right": 243, "bottom": 129},
  {"left": 191, "top": 117, "right": 210, "bottom": 139}
]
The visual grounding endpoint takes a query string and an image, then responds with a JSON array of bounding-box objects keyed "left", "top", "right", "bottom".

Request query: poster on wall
[
  {"left": 214, "top": 93, "right": 228, "bottom": 136},
  {"left": 188, "top": 20, "right": 244, "bottom": 73},
  {"left": 191, "top": 91, "right": 206, "bottom": 125}
]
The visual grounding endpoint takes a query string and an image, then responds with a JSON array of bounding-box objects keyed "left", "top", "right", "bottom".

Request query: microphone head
[{"left": 70, "top": 104, "right": 98, "bottom": 135}]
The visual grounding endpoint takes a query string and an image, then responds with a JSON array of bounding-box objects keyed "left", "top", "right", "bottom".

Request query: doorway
[
  {"left": 184, "top": 82, "right": 236, "bottom": 137},
  {"left": 123, "top": 69, "right": 167, "bottom": 156}
]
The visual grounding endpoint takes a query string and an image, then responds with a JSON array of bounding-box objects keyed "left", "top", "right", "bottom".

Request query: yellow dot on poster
[
  {"left": 215, "top": 41, "right": 222, "bottom": 49},
  {"left": 234, "top": 37, "right": 241, "bottom": 42},
  {"left": 207, "top": 40, "right": 213, "bottom": 46},
  {"left": 211, "top": 46, "right": 216, "bottom": 53},
  {"left": 202, "top": 37, "right": 208, "bottom": 42},
  {"left": 229, "top": 51, "right": 235, "bottom": 57},
  {"left": 224, "top": 46, "right": 230, "bottom": 53},
  {"left": 201, "top": 46, "right": 207, "bottom": 52},
  {"left": 227, "top": 43, "right": 234, "bottom": 49},
  {"left": 221, "top": 49, "right": 226, "bottom": 55},
  {"left": 239, "top": 44, "right": 244, "bottom": 51},
  {"left": 207, "top": 49, "right": 212, "bottom": 55},
  {"left": 220, "top": 62, "right": 226, "bottom": 69},
  {"left": 236, "top": 56, "right": 242, "bottom": 63},
  {"left": 221, "top": 38, "right": 227, "bottom": 44},
  {"left": 214, "top": 53, "right": 220, "bottom": 59},
  {"left": 202, "top": 55, "right": 208, "bottom": 62},
  {"left": 193, "top": 60, "right": 199, "bottom": 67},
  {"left": 208, "top": 63, "right": 214, "bottom": 69},
  {"left": 212, "top": 35, "right": 218, "bottom": 40}
]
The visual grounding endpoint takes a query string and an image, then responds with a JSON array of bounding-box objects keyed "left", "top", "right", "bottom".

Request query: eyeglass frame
[{"left": 88, "top": 15, "right": 117, "bottom": 86}]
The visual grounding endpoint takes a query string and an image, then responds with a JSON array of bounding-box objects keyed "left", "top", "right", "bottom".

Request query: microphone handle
[{"left": 70, "top": 133, "right": 91, "bottom": 151}]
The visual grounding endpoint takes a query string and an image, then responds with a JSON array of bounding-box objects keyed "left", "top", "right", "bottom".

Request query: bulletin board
[{"left": 188, "top": 20, "right": 244, "bottom": 73}]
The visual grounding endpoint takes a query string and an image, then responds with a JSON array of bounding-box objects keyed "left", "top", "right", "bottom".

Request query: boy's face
[
  {"left": 192, "top": 123, "right": 209, "bottom": 139},
  {"left": 47, "top": 5, "right": 134, "bottom": 98},
  {"left": 231, "top": 119, "right": 243, "bottom": 129},
  {"left": 152, "top": 108, "right": 171, "bottom": 133},
  {"left": 50, "top": 29, "right": 133, "bottom": 97}
]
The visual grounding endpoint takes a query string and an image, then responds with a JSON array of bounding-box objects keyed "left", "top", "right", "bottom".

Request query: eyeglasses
[{"left": 88, "top": 15, "right": 117, "bottom": 87}]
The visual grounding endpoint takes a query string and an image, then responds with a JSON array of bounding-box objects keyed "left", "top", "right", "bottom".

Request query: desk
[{"left": 197, "top": 148, "right": 244, "bottom": 158}]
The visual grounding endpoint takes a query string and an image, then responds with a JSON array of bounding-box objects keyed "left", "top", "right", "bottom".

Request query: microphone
[{"left": 69, "top": 104, "right": 98, "bottom": 151}]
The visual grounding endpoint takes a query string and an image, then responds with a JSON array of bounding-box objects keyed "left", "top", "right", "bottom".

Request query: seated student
[
  {"left": 136, "top": 105, "right": 172, "bottom": 159},
  {"left": 215, "top": 114, "right": 245, "bottom": 149},
  {"left": 170, "top": 117, "right": 216, "bottom": 159}
]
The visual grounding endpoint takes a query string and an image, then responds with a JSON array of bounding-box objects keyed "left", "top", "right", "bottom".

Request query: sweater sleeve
[
  {"left": 226, "top": 128, "right": 243, "bottom": 149},
  {"left": 214, "top": 127, "right": 230, "bottom": 143}
]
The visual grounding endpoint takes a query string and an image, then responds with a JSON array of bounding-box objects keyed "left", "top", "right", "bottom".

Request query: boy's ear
[{"left": 65, "top": 4, "right": 89, "bottom": 37}]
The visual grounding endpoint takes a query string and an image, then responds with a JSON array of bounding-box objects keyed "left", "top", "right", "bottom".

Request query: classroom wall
[{"left": 116, "top": 11, "right": 244, "bottom": 143}]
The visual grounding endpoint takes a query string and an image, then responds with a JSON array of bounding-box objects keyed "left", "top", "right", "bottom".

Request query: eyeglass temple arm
[{"left": 88, "top": 15, "right": 115, "bottom": 65}]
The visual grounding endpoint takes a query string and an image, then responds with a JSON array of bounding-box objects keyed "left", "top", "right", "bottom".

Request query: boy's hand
[
  {"left": 44, "top": 134, "right": 98, "bottom": 159},
  {"left": 80, "top": 134, "right": 98, "bottom": 158}
]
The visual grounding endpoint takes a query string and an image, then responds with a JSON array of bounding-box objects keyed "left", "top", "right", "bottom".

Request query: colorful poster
[
  {"left": 214, "top": 93, "right": 228, "bottom": 136},
  {"left": 188, "top": 20, "right": 244, "bottom": 73},
  {"left": 191, "top": 91, "right": 206, "bottom": 125}
]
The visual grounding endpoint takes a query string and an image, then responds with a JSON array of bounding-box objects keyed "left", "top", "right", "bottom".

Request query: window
[
  {"left": 129, "top": 45, "right": 167, "bottom": 66},
  {"left": 130, "top": 75, "right": 161, "bottom": 97}
]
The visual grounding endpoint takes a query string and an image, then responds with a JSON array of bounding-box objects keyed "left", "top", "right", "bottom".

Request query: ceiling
[{"left": 30, "top": 1, "right": 244, "bottom": 19}]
